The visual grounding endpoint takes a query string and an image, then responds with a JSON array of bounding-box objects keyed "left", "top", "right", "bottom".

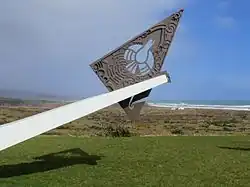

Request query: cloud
[
  {"left": 215, "top": 16, "right": 236, "bottom": 28},
  {"left": 217, "top": 1, "right": 230, "bottom": 11},
  {"left": 215, "top": 1, "right": 236, "bottom": 29},
  {"left": 0, "top": 0, "right": 190, "bottom": 98}
]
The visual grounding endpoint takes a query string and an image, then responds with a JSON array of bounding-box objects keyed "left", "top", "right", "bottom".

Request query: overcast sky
[{"left": 1, "top": 0, "right": 250, "bottom": 100}]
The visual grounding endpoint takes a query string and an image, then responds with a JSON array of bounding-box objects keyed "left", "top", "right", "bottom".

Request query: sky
[{"left": 0, "top": 0, "right": 250, "bottom": 100}]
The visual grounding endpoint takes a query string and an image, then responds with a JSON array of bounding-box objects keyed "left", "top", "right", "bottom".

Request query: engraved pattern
[
  {"left": 90, "top": 9, "right": 183, "bottom": 92},
  {"left": 124, "top": 39, "right": 155, "bottom": 76}
]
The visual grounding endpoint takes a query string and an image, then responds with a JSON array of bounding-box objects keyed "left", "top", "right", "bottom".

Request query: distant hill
[{"left": 0, "top": 89, "right": 80, "bottom": 102}]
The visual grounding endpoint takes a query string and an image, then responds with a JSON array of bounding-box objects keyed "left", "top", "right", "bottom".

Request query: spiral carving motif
[{"left": 90, "top": 9, "right": 183, "bottom": 92}]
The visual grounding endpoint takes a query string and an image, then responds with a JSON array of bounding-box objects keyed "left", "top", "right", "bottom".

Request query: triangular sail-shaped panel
[{"left": 90, "top": 9, "right": 184, "bottom": 120}]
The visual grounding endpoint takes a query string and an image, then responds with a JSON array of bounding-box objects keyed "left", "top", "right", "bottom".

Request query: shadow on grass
[
  {"left": 217, "top": 141, "right": 250, "bottom": 151},
  {"left": 0, "top": 148, "right": 103, "bottom": 178},
  {"left": 218, "top": 140, "right": 250, "bottom": 151},
  {"left": 217, "top": 146, "right": 250, "bottom": 151}
]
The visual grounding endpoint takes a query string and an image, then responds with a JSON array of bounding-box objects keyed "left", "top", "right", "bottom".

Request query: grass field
[
  {"left": 1, "top": 106, "right": 250, "bottom": 186},
  {"left": 0, "top": 135, "right": 249, "bottom": 186}
]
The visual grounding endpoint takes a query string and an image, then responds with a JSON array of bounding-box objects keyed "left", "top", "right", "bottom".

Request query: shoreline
[{"left": 147, "top": 102, "right": 250, "bottom": 111}]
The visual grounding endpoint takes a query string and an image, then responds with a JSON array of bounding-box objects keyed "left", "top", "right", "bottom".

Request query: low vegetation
[{"left": 1, "top": 105, "right": 250, "bottom": 136}]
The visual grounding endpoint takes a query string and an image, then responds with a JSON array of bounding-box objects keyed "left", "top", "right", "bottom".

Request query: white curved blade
[{"left": 0, "top": 74, "right": 168, "bottom": 151}]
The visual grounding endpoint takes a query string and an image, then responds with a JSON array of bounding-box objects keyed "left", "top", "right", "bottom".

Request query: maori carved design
[
  {"left": 90, "top": 9, "right": 184, "bottom": 120},
  {"left": 124, "top": 39, "right": 155, "bottom": 76}
]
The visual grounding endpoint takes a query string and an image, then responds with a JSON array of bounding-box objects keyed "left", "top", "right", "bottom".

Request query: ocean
[{"left": 147, "top": 100, "right": 250, "bottom": 111}]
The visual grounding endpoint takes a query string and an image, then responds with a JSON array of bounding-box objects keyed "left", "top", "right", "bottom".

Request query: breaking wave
[{"left": 147, "top": 101, "right": 250, "bottom": 111}]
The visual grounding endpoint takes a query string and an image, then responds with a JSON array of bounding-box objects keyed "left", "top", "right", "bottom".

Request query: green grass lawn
[{"left": 0, "top": 136, "right": 249, "bottom": 187}]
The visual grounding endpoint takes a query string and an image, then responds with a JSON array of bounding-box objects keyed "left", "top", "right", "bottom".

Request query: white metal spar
[{"left": 0, "top": 74, "right": 169, "bottom": 152}]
